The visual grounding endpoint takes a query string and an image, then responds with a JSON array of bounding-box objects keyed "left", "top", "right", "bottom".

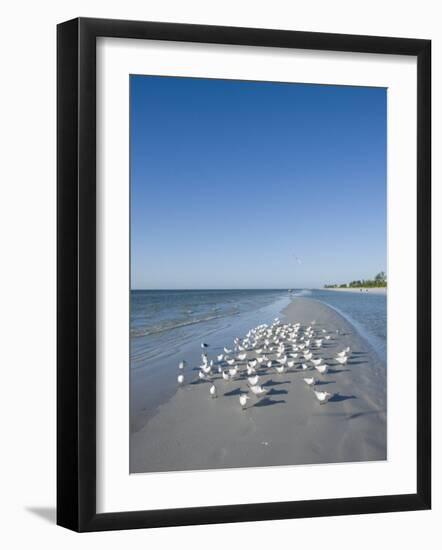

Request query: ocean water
[
  {"left": 131, "top": 289, "right": 290, "bottom": 368},
  {"left": 292, "top": 289, "right": 387, "bottom": 363}
]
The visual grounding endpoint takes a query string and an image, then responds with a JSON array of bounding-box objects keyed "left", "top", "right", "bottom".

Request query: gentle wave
[{"left": 130, "top": 312, "right": 238, "bottom": 338}]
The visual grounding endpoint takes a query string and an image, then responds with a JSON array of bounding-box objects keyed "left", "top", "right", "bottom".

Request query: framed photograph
[{"left": 57, "top": 17, "right": 431, "bottom": 532}]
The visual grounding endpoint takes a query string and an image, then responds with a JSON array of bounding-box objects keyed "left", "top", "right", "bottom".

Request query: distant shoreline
[{"left": 322, "top": 287, "right": 387, "bottom": 295}]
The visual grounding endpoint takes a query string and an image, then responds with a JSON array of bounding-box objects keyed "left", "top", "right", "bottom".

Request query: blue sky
[{"left": 131, "top": 75, "right": 386, "bottom": 290}]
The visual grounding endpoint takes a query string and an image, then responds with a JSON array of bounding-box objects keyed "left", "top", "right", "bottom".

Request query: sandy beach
[{"left": 130, "top": 297, "right": 386, "bottom": 473}]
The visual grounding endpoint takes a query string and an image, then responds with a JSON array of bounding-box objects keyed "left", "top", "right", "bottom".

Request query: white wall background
[{"left": 0, "top": 1, "right": 439, "bottom": 548}]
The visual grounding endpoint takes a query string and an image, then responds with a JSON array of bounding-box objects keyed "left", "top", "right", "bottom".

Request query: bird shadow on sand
[
  {"left": 263, "top": 379, "right": 290, "bottom": 387},
  {"left": 329, "top": 393, "right": 356, "bottom": 402},
  {"left": 267, "top": 388, "right": 288, "bottom": 396},
  {"left": 253, "top": 397, "right": 286, "bottom": 408},
  {"left": 223, "top": 387, "right": 243, "bottom": 397},
  {"left": 348, "top": 360, "right": 368, "bottom": 366},
  {"left": 315, "top": 380, "right": 334, "bottom": 386},
  {"left": 327, "top": 368, "right": 350, "bottom": 375}
]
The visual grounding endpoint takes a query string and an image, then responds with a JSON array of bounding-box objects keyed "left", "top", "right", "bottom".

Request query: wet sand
[{"left": 130, "top": 297, "right": 386, "bottom": 473}]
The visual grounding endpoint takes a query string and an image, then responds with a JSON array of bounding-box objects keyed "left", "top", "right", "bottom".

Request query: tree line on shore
[{"left": 324, "top": 272, "right": 387, "bottom": 289}]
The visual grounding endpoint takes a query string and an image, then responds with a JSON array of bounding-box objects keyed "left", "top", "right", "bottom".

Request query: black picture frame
[{"left": 57, "top": 17, "right": 431, "bottom": 532}]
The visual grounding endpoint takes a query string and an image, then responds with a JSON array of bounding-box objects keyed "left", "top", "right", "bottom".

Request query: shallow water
[{"left": 294, "top": 289, "right": 387, "bottom": 364}]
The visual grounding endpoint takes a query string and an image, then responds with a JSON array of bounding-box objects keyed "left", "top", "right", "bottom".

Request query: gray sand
[{"left": 130, "top": 297, "right": 386, "bottom": 473}]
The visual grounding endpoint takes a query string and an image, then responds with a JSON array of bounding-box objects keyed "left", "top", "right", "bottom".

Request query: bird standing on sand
[
  {"left": 239, "top": 394, "right": 250, "bottom": 410},
  {"left": 303, "top": 377, "right": 315, "bottom": 387},
  {"left": 315, "top": 364, "right": 328, "bottom": 375},
  {"left": 335, "top": 355, "right": 348, "bottom": 365},
  {"left": 198, "top": 371, "right": 209, "bottom": 381},
  {"left": 209, "top": 384, "right": 217, "bottom": 398},
  {"left": 313, "top": 390, "right": 333, "bottom": 404},
  {"left": 178, "top": 360, "right": 187, "bottom": 370},
  {"left": 201, "top": 342, "right": 208, "bottom": 349},
  {"left": 250, "top": 385, "right": 268, "bottom": 397},
  {"left": 248, "top": 375, "right": 260, "bottom": 386},
  {"left": 311, "top": 358, "right": 323, "bottom": 367},
  {"left": 177, "top": 374, "right": 184, "bottom": 385}
]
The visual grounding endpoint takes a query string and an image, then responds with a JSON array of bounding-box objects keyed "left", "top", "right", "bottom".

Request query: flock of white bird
[{"left": 177, "top": 317, "right": 352, "bottom": 410}]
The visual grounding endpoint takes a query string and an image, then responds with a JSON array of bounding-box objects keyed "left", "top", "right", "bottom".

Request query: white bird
[
  {"left": 217, "top": 354, "right": 224, "bottom": 362},
  {"left": 201, "top": 364, "right": 212, "bottom": 375},
  {"left": 322, "top": 329, "right": 327, "bottom": 333},
  {"left": 314, "top": 339, "right": 323, "bottom": 348},
  {"left": 337, "top": 350, "right": 347, "bottom": 357},
  {"left": 228, "top": 366, "right": 239, "bottom": 378},
  {"left": 201, "top": 353, "right": 209, "bottom": 365},
  {"left": 311, "top": 358, "right": 323, "bottom": 367},
  {"left": 257, "top": 356, "right": 265, "bottom": 364},
  {"left": 344, "top": 346, "right": 351, "bottom": 353},
  {"left": 301, "top": 363, "right": 310, "bottom": 370},
  {"left": 199, "top": 371, "right": 209, "bottom": 381},
  {"left": 266, "top": 360, "right": 273, "bottom": 369},
  {"left": 248, "top": 375, "right": 260, "bottom": 386},
  {"left": 209, "top": 384, "right": 217, "bottom": 398},
  {"left": 287, "top": 360, "right": 295, "bottom": 369},
  {"left": 274, "top": 365, "right": 286, "bottom": 374},
  {"left": 315, "top": 364, "right": 329, "bottom": 375},
  {"left": 239, "top": 394, "right": 250, "bottom": 409},
  {"left": 250, "top": 385, "right": 268, "bottom": 397},
  {"left": 227, "top": 358, "right": 236, "bottom": 366},
  {"left": 303, "top": 377, "right": 315, "bottom": 387},
  {"left": 304, "top": 352, "right": 313, "bottom": 361},
  {"left": 335, "top": 356, "right": 348, "bottom": 365},
  {"left": 314, "top": 390, "right": 333, "bottom": 404},
  {"left": 222, "top": 370, "right": 230, "bottom": 381},
  {"left": 248, "top": 359, "right": 258, "bottom": 368},
  {"left": 217, "top": 365, "right": 223, "bottom": 374},
  {"left": 325, "top": 335, "right": 331, "bottom": 340},
  {"left": 224, "top": 347, "right": 232, "bottom": 354},
  {"left": 247, "top": 364, "right": 256, "bottom": 375},
  {"left": 255, "top": 348, "right": 263, "bottom": 355},
  {"left": 201, "top": 342, "right": 208, "bottom": 349},
  {"left": 178, "top": 360, "right": 187, "bottom": 370},
  {"left": 237, "top": 353, "right": 247, "bottom": 361},
  {"left": 290, "top": 352, "right": 298, "bottom": 358},
  {"left": 278, "top": 356, "right": 288, "bottom": 365},
  {"left": 177, "top": 374, "right": 184, "bottom": 385}
]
